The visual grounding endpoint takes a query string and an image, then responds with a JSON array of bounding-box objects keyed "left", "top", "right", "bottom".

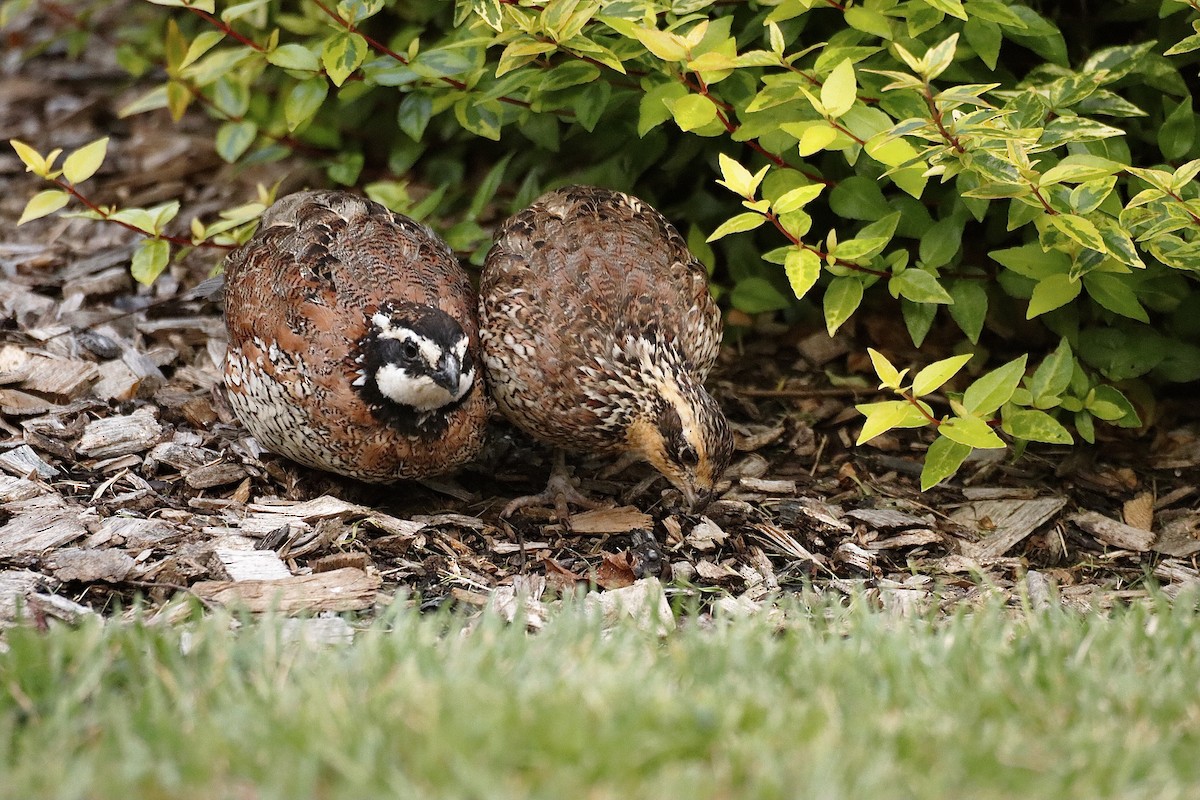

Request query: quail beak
[
  {"left": 431, "top": 354, "right": 461, "bottom": 394},
  {"left": 678, "top": 482, "right": 715, "bottom": 513}
]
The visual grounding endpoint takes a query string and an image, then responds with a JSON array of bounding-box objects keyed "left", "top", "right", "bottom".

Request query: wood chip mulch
[{"left": 2, "top": 8, "right": 1199, "bottom": 631}]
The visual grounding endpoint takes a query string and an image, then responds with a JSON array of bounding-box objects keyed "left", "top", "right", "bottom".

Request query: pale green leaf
[
  {"left": 784, "top": 248, "right": 821, "bottom": 299},
  {"left": 706, "top": 212, "right": 767, "bottom": 242},
  {"left": 963, "top": 355, "right": 1028, "bottom": 415},
  {"left": 824, "top": 276, "right": 863, "bottom": 335},
  {"left": 62, "top": 137, "right": 109, "bottom": 185},
  {"left": 855, "top": 400, "right": 928, "bottom": 445},
  {"left": 920, "top": 436, "right": 972, "bottom": 490},
  {"left": 130, "top": 238, "right": 171, "bottom": 285},
  {"left": 821, "top": 58, "right": 857, "bottom": 119},
  {"left": 867, "top": 347, "right": 906, "bottom": 389},
  {"left": 1026, "top": 273, "right": 1081, "bottom": 318},
  {"left": 17, "top": 189, "right": 69, "bottom": 225},
  {"left": 772, "top": 184, "right": 823, "bottom": 214},
  {"left": 1002, "top": 408, "right": 1073, "bottom": 445},
  {"left": 939, "top": 415, "right": 1005, "bottom": 449},
  {"left": 911, "top": 354, "right": 973, "bottom": 397}
]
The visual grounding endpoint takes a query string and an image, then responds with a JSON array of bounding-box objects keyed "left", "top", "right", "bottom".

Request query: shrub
[{"left": 8, "top": 0, "right": 1200, "bottom": 487}]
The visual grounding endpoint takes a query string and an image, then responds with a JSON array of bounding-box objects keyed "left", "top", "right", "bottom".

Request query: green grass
[{"left": 1, "top": 594, "right": 1198, "bottom": 800}]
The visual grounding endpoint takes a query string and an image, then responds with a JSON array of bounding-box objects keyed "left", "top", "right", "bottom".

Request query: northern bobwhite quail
[
  {"left": 479, "top": 185, "right": 734, "bottom": 515},
  {"left": 223, "top": 190, "right": 489, "bottom": 482}
]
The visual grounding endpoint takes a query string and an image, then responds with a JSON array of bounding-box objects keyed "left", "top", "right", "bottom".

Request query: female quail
[
  {"left": 223, "top": 190, "right": 488, "bottom": 482},
  {"left": 479, "top": 185, "right": 733, "bottom": 515}
]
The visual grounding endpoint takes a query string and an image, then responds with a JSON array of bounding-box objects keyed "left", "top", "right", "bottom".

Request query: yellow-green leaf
[
  {"left": 920, "top": 436, "right": 971, "bottom": 490},
  {"left": 131, "top": 238, "right": 171, "bottom": 285},
  {"left": 18, "top": 189, "right": 70, "bottom": 225},
  {"left": 938, "top": 415, "right": 1005, "bottom": 449},
  {"left": 62, "top": 137, "right": 109, "bottom": 184},
  {"left": 911, "top": 353, "right": 973, "bottom": 397},
  {"left": 798, "top": 124, "right": 838, "bottom": 156},
  {"left": 855, "top": 400, "right": 928, "bottom": 445},
  {"left": 772, "top": 184, "right": 823, "bottom": 214},
  {"left": 867, "top": 347, "right": 906, "bottom": 389},
  {"left": 706, "top": 212, "right": 767, "bottom": 242},
  {"left": 821, "top": 58, "right": 857, "bottom": 119},
  {"left": 10, "top": 139, "right": 46, "bottom": 176},
  {"left": 633, "top": 27, "right": 688, "bottom": 62},
  {"left": 784, "top": 248, "right": 821, "bottom": 299},
  {"left": 1047, "top": 213, "right": 1106, "bottom": 253},
  {"left": 717, "top": 153, "right": 767, "bottom": 198}
]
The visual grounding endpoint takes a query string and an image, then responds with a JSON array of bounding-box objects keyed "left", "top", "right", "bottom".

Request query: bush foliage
[{"left": 8, "top": 0, "right": 1200, "bottom": 487}]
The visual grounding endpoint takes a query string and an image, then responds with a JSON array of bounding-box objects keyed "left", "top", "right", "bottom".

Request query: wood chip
[
  {"left": 583, "top": 577, "right": 674, "bottom": 635},
  {"left": 567, "top": 506, "right": 653, "bottom": 534},
  {"left": 1152, "top": 511, "right": 1200, "bottom": 558},
  {"left": 0, "top": 388, "right": 58, "bottom": 416},
  {"left": 845, "top": 507, "right": 930, "bottom": 529},
  {"left": 0, "top": 444, "right": 60, "bottom": 480},
  {"left": 77, "top": 408, "right": 163, "bottom": 458},
  {"left": 1068, "top": 511, "right": 1156, "bottom": 552},
  {"left": 0, "top": 569, "right": 45, "bottom": 624},
  {"left": 953, "top": 497, "right": 1067, "bottom": 559},
  {"left": 21, "top": 357, "right": 99, "bottom": 399},
  {"left": 213, "top": 548, "right": 291, "bottom": 581},
  {"left": 738, "top": 476, "right": 797, "bottom": 494},
  {"left": 184, "top": 461, "right": 247, "bottom": 489},
  {"left": 868, "top": 529, "right": 942, "bottom": 550},
  {"left": 685, "top": 517, "right": 727, "bottom": 551},
  {"left": 191, "top": 567, "right": 381, "bottom": 613},
  {"left": 0, "top": 508, "right": 87, "bottom": 562},
  {"left": 0, "top": 475, "right": 44, "bottom": 503},
  {"left": 50, "top": 547, "right": 136, "bottom": 582}
]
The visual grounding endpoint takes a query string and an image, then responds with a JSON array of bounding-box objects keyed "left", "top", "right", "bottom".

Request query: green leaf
[
  {"left": 496, "top": 39, "right": 556, "bottom": 77},
  {"left": 1091, "top": 385, "right": 1140, "bottom": 427},
  {"left": 10, "top": 139, "right": 49, "bottom": 176},
  {"left": 1159, "top": 95, "right": 1195, "bottom": 161},
  {"left": 821, "top": 59, "right": 856, "bottom": 119},
  {"left": 922, "top": 0, "right": 967, "bottom": 22},
  {"left": 918, "top": 217, "right": 962, "bottom": 268},
  {"left": 1083, "top": 273, "right": 1149, "bottom": 323},
  {"left": 920, "top": 436, "right": 972, "bottom": 490},
  {"left": 454, "top": 99, "right": 503, "bottom": 141},
  {"left": 948, "top": 279, "right": 987, "bottom": 344},
  {"left": 215, "top": 120, "right": 257, "bottom": 162},
  {"left": 322, "top": 32, "right": 367, "bottom": 87},
  {"left": 730, "top": 277, "right": 791, "bottom": 314},
  {"left": 1030, "top": 338, "right": 1074, "bottom": 401},
  {"left": 1002, "top": 408, "right": 1073, "bottom": 445},
  {"left": 912, "top": 354, "right": 973, "bottom": 397},
  {"left": 784, "top": 248, "right": 821, "bottom": 300},
  {"left": 1040, "top": 154, "right": 1121, "bottom": 186},
  {"left": 285, "top": 79, "right": 328, "bottom": 132},
  {"left": 1047, "top": 214, "right": 1106, "bottom": 253},
  {"left": 1027, "top": 273, "right": 1081, "bottom": 319},
  {"left": 633, "top": 27, "right": 688, "bottom": 61},
  {"left": 867, "top": 347, "right": 906, "bottom": 389},
  {"left": 130, "top": 238, "right": 170, "bottom": 285},
  {"left": 923, "top": 33, "right": 960, "bottom": 79},
  {"left": 181, "top": 30, "right": 225, "bottom": 70},
  {"left": 845, "top": 6, "right": 893, "bottom": 40},
  {"left": 17, "top": 189, "right": 70, "bottom": 225},
  {"left": 669, "top": 94, "right": 717, "bottom": 132},
  {"left": 855, "top": 400, "right": 929, "bottom": 445},
  {"left": 772, "top": 184, "right": 823, "bottom": 214},
  {"left": 707, "top": 212, "right": 766, "bottom": 242},
  {"left": 397, "top": 92, "right": 432, "bottom": 141},
  {"left": 797, "top": 124, "right": 838, "bottom": 157},
  {"left": 892, "top": 269, "right": 954, "bottom": 304},
  {"left": 268, "top": 43, "right": 320, "bottom": 72},
  {"left": 963, "top": 356, "right": 1028, "bottom": 415},
  {"left": 62, "top": 137, "right": 108, "bottom": 184},
  {"left": 939, "top": 414, "right": 1005, "bottom": 449},
  {"left": 824, "top": 276, "right": 863, "bottom": 335}
]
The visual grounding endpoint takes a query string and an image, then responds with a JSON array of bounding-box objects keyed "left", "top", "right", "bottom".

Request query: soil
[{"left": 2, "top": 4, "right": 1199, "bottom": 630}]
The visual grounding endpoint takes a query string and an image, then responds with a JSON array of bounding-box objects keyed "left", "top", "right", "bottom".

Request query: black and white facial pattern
[{"left": 356, "top": 303, "right": 475, "bottom": 422}]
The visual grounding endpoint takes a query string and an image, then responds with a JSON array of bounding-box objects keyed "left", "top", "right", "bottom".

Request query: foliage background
[{"left": 7, "top": 0, "right": 1200, "bottom": 485}]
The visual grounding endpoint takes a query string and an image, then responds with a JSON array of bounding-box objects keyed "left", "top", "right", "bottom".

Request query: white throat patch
[{"left": 375, "top": 364, "right": 471, "bottom": 411}]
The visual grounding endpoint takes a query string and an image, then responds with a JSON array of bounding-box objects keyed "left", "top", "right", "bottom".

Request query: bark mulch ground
[{"left": 3, "top": 9, "right": 1199, "bottom": 632}]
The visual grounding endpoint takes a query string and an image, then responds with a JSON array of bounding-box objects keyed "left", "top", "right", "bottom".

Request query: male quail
[
  {"left": 479, "top": 185, "right": 734, "bottom": 516},
  {"left": 223, "top": 190, "right": 488, "bottom": 482}
]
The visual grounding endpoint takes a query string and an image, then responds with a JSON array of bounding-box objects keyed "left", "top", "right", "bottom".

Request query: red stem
[{"left": 52, "top": 178, "right": 236, "bottom": 250}]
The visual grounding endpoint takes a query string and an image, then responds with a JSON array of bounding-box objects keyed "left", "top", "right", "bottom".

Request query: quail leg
[{"left": 501, "top": 450, "right": 606, "bottom": 523}]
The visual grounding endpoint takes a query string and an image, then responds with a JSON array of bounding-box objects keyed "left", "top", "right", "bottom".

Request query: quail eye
[
  {"left": 676, "top": 441, "right": 700, "bottom": 468},
  {"left": 402, "top": 341, "right": 420, "bottom": 359}
]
